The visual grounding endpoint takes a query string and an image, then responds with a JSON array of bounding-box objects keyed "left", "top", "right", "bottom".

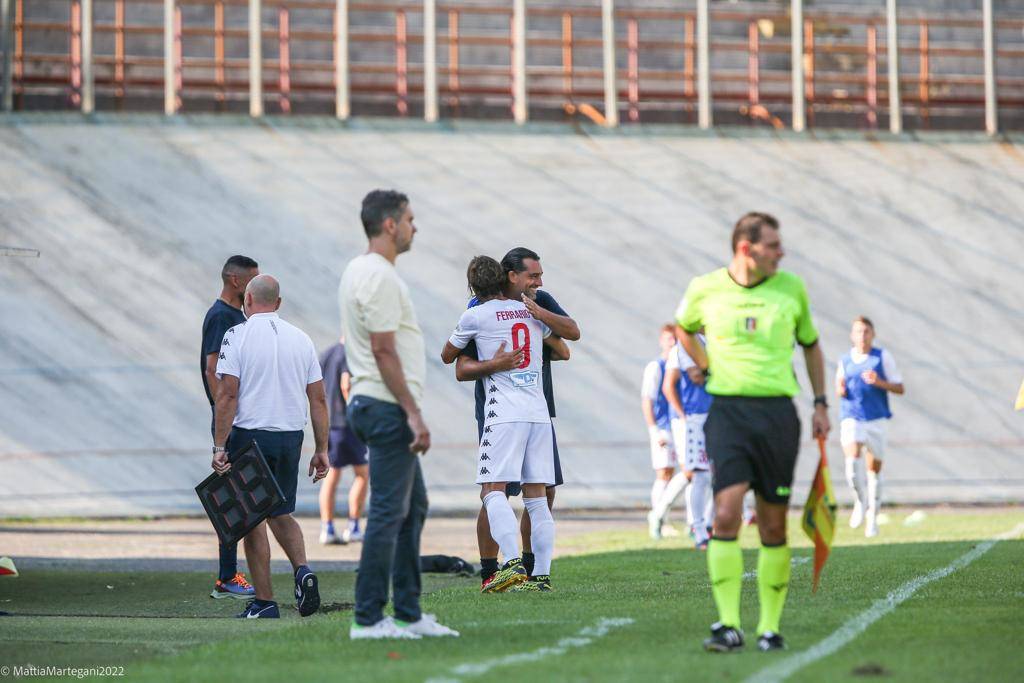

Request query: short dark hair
[
  {"left": 221, "top": 255, "right": 258, "bottom": 281},
  {"left": 731, "top": 212, "right": 779, "bottom": 253},
  {"left": 854, "top": 315, "right": 875, "bottom": 330},
  {"left": 501, "top": 247, "right": 541, "bottom": 275},
  {"left": 361, "top": 189, "right": 409, "bottom": 238},
  {"left": 466, "top": 256, "right": 506, "bottom": 299}
]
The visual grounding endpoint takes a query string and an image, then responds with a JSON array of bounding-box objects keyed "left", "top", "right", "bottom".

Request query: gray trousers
[{"left": 347, "top": 395, "right": 428, "bottom": 625}]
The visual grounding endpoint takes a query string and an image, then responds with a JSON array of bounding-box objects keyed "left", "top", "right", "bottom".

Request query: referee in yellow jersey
[{"left": 676, "top": 212, "right": 830, "bottom": 653}]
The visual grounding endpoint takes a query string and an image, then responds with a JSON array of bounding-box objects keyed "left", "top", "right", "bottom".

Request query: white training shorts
[
  {"left": 840, "top": 417, "right": 888, "bottom": 459},
  {"left": 671, "top": 416, "right": 709, "bottom": 472},
  {"left": 476, "top": 421, "right": 555, "bottom": 486},
  {"left": 649, "top": 428, "right": 677, "bottom": 470}
]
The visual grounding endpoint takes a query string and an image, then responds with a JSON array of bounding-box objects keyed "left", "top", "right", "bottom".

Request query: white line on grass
[
  {"left": 425, "top": 617, "right": 634, "bottom": 683},
  {"left": 745, "top": 522, "right": 1024, "bottom": 683}
]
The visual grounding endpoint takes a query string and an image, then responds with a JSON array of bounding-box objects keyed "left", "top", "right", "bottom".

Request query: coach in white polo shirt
[
  {"left": 340, "top": 189, "right": 457, "bottom": 640},
  {"left": 212, "top": 274, "right": 330, "bottom": 619}
]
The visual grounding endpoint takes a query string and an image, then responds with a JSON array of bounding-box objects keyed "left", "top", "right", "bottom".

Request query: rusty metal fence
[{"left": 1, "top": 1, "right": 1021, "bottom": 132}]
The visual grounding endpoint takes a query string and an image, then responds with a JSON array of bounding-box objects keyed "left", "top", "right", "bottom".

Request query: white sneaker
[
  {"left": 350, "top": 616, "right": 422, "bottom": 640},
  {"left": 342, "top": 527, "right": 364, "bottom": 543},
  {"left": 319, "top": 528, "right": 345, "bottom": 545},
  {"left": 849, "top": 501, "right": 864, "bottom": 529},
  {"left": 400, "top": 613, "right": 460, "bottom": 638},
  {"left": 647, "top": 510, "right": 663, "bottom": 540},
  {"left": 661, "top": 524, "right": 681, "bottom": 538}
]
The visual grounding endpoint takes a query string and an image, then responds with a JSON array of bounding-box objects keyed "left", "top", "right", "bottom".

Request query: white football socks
[
  {"left": 483, "top": 491, "right": 520, "bottom": 562},
  {"left": 867, "top": 471, "right": 882, "bottom": 516},
  {"left": 651, "top": 478, "right": 668, "bottom": 509},
  {"left": 684, "top": 476, "right": 696, "bottom": 527},
  {"left": 845, "top": 456, "right": 867, "bottom": 508},
  {"left": 689, "top": 470, "right": 712, "bottom": 541},
  {"left": 523, "top": 497, "right": 555, "bottom": 576},
  {"left": 653, "top": 472, "right": 689, "bottom": 521}
]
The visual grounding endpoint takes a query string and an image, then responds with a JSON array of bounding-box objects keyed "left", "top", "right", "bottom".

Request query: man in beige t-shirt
[{"left": 339, "top": 189, "right": 457, "bottom": 640}]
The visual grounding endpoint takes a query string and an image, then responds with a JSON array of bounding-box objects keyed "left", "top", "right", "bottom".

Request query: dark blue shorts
[
  {"left": 329, "top": 426, "right": 368, "bottom": 468},
  {"left": 226, "top": 427, "right": 304, "bottom": 517},
  {"left": 476, "top": 419, "right": 563, "bottom": 496}
]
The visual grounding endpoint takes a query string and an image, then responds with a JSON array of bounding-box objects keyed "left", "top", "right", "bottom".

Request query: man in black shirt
[
  {"left": 201, "top": 254, "right": 259, "bottom": 599},
  {"left": 456, "top": 248, "right": 580, "bottom": 588}
]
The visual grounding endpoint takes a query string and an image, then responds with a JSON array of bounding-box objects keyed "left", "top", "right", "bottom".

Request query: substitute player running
[
  {"left": 677, "top": 212, "right": 829, "bottom": 653},
  {"left": 837, "top": 316, "right": 904, "bottom": 538},
  {"left": 442, "top": 256, "right": 570, "bottom": 593}
]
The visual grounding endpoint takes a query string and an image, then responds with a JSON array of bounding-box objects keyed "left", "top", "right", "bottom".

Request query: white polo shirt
[{"left": 216, "top": 312, "right": 323, "bottom": 431}]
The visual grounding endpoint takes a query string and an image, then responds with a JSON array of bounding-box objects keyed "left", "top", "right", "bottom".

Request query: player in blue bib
[
  {"left": 656, "top": 333, "right": 715, "bottom": 549},
  {"left": 836, "top": 316, "right": 905, "bottom": 538},
  {"left": 641, "top": 325, "right": 680, "bottom": 538}
]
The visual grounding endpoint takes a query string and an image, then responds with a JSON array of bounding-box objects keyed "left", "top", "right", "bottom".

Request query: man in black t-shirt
[
  {"left": 201, "top": 254, "right": 259, "bottom": 600},
  {"left": 455, "top": 248, "right": 580, "bottom": 588},
  {"left": 318, "top": 338, "right": 368, "bottom": 545}
]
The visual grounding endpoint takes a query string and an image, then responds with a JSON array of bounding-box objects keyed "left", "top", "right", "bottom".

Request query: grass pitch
[{"left": 1, "top": 509, "right": 1021, "bottom": 682}]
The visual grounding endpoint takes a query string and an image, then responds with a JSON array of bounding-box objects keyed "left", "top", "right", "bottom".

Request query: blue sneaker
[
  {"left": 295, "top": 567, "right": 320, "bottom": 617},
  {"left": 211, "top": 572, "right": 256, "bottom": 600},
  {"left": 237, "top": 600, "right": 279, "bottom": 619}
]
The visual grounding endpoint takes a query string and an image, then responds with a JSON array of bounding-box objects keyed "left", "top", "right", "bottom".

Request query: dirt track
[{"left": 0, "top": 511, "right": 645, "bottom": 574}]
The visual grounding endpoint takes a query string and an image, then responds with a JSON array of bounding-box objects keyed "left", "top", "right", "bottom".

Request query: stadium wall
[{"left": 1, "top": 115, "right": 1023, "bottom": 517}]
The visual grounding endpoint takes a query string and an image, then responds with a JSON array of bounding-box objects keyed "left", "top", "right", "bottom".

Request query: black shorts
[
  {"left": 476, "top": 418, "right": 563, "bottom": 495},
  {"left": 703, "top": 396, "right": 801, "bottom": 504},
  {"left": 226, "top": 427, "right": 304, "bottom": 517},
  {"left": 328, "top": 426, "right": 368, "bottom": 468}
]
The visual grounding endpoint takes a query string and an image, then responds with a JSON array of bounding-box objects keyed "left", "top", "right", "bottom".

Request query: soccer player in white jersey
[
  {"left": 836, "top": 316, "right": 904, "bottom": 538},
  {"left": 442, "top": 256, "right": 570, "bottom": 592},
  {"left": 661, "top": 335, "right": 714, "bottom": 549},
  {"left": 642, "top": 325, "right": 681, "bottom": 538}
]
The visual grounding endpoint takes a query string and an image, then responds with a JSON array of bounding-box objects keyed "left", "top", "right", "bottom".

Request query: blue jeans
[{"left": 347, "top": 395, "right": 429, "bottom": 625}]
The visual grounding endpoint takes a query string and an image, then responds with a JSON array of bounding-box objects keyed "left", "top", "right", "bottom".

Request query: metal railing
[{"left": 1, "top": 1, "right": 1020, "bottom": 132}]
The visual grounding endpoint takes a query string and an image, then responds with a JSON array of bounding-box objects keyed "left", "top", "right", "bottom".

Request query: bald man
[{"left": 212, "top": 275, "right": 331, "bottom": 619}]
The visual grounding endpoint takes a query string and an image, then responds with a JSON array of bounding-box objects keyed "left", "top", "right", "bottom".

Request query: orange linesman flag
[{"left": 802, "top": 437, "right": 837, "bottom": 592}]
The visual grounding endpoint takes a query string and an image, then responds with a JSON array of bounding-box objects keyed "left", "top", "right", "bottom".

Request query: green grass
[{"left": 1, "top": 509, "right": 1021, "bottom": 682}]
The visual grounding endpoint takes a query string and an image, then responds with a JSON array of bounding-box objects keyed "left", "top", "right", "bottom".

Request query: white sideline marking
[
  {"left": 425, "top": 617, "right": 634, "bottom": 683},
  {"left": 742, "top": 556, "right": 811, "bottom": 580},
  {"left": 746, "top": 523, "right": 1024, "bottom": 683}
]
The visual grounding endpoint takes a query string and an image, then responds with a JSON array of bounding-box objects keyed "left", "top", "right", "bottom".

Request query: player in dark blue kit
[
  {"left": 201, "top": 255, "right": 259, "bottom": 599},
  {"left": 454, "top": 248, "right": 580, "bottom": 588}
]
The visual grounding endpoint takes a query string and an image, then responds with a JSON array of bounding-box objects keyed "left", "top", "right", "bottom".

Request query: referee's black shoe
[
  {"left": 703, "top": 622, "right": 745, "bottom": 653},
  {"left": 757, "top": 631, "right": 786, "bottom": 651},
  {"left": 294, "top": 566, "right": 320, "bottom": 617}
]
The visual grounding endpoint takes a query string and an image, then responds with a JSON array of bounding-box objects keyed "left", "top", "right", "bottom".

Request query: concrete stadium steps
[{"left": 1, "top": 116, "right": 1023, "bottom": 517}]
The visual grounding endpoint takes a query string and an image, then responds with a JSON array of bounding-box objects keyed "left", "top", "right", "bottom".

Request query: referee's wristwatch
[
  {"left": 212, "top": 446, "right": 226, "bottom": 455},
  {"left": 813, "top": 395, "right": 829, "bottom": 409}
]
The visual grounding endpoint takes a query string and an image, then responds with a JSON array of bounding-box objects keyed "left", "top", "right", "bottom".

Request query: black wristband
[
  {"left": 813, "top": 395, "right": 828, "bottom": 408},
  {"left": 701, "top": 368, "right": 710, "bottom": 379}
]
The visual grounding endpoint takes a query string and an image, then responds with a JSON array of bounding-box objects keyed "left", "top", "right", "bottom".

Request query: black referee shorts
[{"left": 704, "top": 395, "right": 801, "bottom": 504}]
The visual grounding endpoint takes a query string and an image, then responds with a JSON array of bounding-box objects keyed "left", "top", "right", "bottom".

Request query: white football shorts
[
  {"left": 840, "top": 417, "right": 888, "bottom": 459},
  {"left": 476, "top": 421, "right": 555, "bottom": 486},
  {"left": 649, "top": 427, "right": 676, "bottom": 470},
  {"left": 683, "top": 413, "right": 710, "bottom": 472}
]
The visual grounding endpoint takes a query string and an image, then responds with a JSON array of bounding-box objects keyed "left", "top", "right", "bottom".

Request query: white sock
[
  {"left": 867, "top": 471, "right": 882, "bottom": 515},
  {"left": 705, "top": 480, "right": 716, "bottom": 526},
  {"left": 651, "top": 478, "right": 668, "bottom": 509},
  {"left": 845, "top": 457, "right": 867, "bottom": 507},
  {"left": 483, "top": 491, "right": 520, "bottom": 562},
  {"left": 524, "top": 497, "right": 555, "bottom": 576},
  {"left": 689, "top": 470, "right": 712, "bottom": 536},
  {"left": 653, "top": 472, "right": 689, "bottom": 521},
  {"left": 684, "top": 477, "right": 695, "bottom": 527}
]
